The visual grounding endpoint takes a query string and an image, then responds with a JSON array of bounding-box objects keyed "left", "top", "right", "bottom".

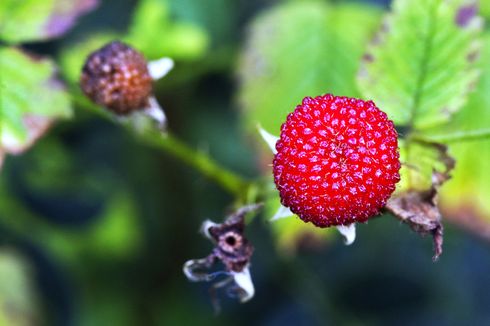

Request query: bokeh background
[{"left": 1, "top": 0, "right": 490, "bottom": 325}]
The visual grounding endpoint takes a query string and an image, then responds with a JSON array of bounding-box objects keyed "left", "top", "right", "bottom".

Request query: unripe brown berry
[{"left": 80, "top": 41, "right": 153, "bottom": 115}]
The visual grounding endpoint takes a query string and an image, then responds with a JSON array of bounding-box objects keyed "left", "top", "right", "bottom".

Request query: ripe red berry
[
  {"left": 80, "top": 41, "right": 153, "bottom": 115},
  {"left": 273, "top": 94, "right": 400, "bottom": 227}
]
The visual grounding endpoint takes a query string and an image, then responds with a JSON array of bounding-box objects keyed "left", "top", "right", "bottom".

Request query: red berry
[
  {"left": 80, "top": 41, "right": 153, "bottom": 115},
  {"left": 273, "top": 94, "right": 400, "bottom": 227}
]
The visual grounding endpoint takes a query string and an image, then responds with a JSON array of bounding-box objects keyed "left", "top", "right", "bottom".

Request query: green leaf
[
  {"left": 169, "top": 0, "right": 235, "bottom": 44},
  {"left": 85, "top": 192, "right": 142, "bottom": 258},
  {"left": 45, "top": 192, "right": 142, "bottom": 261},
  {"left": 0, "top": 0, "right": 98, "bottom": 43},
  {"left": 482, "top": 1, "right": 490, "bottom": 21},
  {"left": 358, "top": 0, "right": 482, "bottom": 130},
  {"left": 0, "top": 136, "right": 141, "bottom": 259},
  {"left": 398, "top": 139, "right": 454, "bottom": 192},
  {"left": 59, "top": 0, "right": 209, "bottom": 84},
  {"left": 238, "top": 1, "right": 382, "bottom": 134},
  {"left": 125, "top": 0, "right": 209, "bottom": 60},
  {"left": 0, "top": 249, "right": 39, "bottom": 325},
  {"left": 0, "top": 47, "right": 72, "bottom": 164},
  {"left": 412, "top": 129, "right": 490, "bottom": 143},
  {"left": 434, "top": 33, "right": 490, "bottom": 233}
]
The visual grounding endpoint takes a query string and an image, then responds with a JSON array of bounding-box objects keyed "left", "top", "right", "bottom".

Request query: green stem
[
  {"left": 72, "top": 93, "right": 250, "bottom": 199},
  {"left": 140, "top": 130, "right": 250, "bottom": 198},
  {"left": 412, "top": 129, "right": 490, "bottom": 143}
]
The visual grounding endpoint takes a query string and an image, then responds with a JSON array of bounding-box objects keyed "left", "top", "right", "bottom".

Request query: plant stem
[
  {"left": 140, "top": 130, "right": 250, "bottom": 198},
  {"left": 72, "top": 93, "right": 250, "bottom": 199},
  {"left": 411, "top": 129, "right": 490, "bottom": 143}
]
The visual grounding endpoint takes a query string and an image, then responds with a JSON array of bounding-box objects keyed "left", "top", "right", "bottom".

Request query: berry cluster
[
  {"left": 80, "top": 41, "right": 152, "bottom": 114},
  {"left": 273, "top": 94, "right": 400, "bottom": 227}
]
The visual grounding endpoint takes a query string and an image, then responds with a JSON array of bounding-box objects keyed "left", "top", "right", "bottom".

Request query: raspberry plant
[{"left": 1, "top": 0, "right": 490, "bottom": 324}]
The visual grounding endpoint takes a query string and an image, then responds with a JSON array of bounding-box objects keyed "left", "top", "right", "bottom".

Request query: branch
[
  {"left": 141, "top": 130, "right": 249, "bottom": 198},
  {"left": 72, "top": 92, "right": 250, "bottom": 199},
  {"left": 411, "top": 129, "right": 490, "bottom": 144}
]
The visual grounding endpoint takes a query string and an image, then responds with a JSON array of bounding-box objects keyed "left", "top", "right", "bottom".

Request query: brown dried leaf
[{"left": 386, "top": 143, "right": 455, "bottom": 261}]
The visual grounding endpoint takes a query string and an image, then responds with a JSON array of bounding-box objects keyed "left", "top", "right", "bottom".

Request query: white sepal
[
  {"left": 148, "top": 57, "right": 174, "bottom": 80},
  {"left": 143, "top": 96, "right": 167, "bottom": 130},
  {"left": 231, "top": 266, "right": 255, "bottom": 303},
  {"left": 200, "top": 219, "right": 219, "bottom": 240},
  {"left": 336, "top": 223, "right": 356, "bottom": 245},
  {"left": 182, "top": 258, "right": 217, "bottom": 282},
  {"left": 270, "top": 204, "right": 294, "bottom": 221},
  {"left": 257, "top": 125, "right": 279, "bottom": 154},
  {"left": 183, "top": 259, "right": 201, "bottom": 282}
]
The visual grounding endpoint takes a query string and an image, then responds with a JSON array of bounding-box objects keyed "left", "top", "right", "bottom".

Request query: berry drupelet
[
  {"left": 80, "top": 41, "right": 153, "bottom": 115},
  {"left": 273, "top": 94, "right": 400, "bottom": 227}
]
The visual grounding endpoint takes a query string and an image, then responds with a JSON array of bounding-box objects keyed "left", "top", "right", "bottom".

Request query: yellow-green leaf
[
  {"left": 0, "top": 0, "right": 98, "bottom": 43},
  {"left": 0, "top": 249, "right": 39, "bottom": 325},
  {"left": 358, "top": 0, "right": 481, "bottom": 130},
  {"left": 435, "top": 33, "right": 490, "bottom": 234},
  {"left": 0, "top": 47, "right": 72, "bottom": 165},
  {"left": 238, "top": 1, "right": 382, "bottom": 135},
  {"left": 126, "top": 0, "right": 208, "bottom": 60}
]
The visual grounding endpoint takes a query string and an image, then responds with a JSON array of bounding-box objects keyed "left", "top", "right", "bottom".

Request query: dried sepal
[{"left": 183, "top": 204, "right": 262, "bottom": 311}]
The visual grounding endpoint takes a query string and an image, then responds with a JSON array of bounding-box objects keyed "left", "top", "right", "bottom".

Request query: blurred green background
[{"left": 1, "top": 0, "right": 490, "bottom": 325}]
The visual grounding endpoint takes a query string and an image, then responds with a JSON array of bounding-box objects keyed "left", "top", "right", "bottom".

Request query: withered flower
[{"left": 183, "top": 204, "right": 262, "bottom": 311}]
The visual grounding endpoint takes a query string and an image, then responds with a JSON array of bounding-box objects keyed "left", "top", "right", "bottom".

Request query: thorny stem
[
  {"left": 411, "top": 129, "right": 490, "bottom": 144},
  {"left": 72, "top": 92, "right": 251, "bottom": 200}
]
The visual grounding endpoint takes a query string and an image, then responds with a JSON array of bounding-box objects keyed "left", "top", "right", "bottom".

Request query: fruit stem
[
  {"left": 411, "top": 129, "right": 490, "bottom": 143},
  {"left": 72, "top": 92, "right": 250, "bottom": 199},
  {"left": 141, "top": 131, "right": 250, "bottom": 198}
]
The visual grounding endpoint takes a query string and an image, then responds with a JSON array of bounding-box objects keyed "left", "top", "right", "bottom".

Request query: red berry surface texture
[
  {"left": 80, "top": 41, "right": 152, "bottom": 115},
  {"left": 273, "top": 94, "right": 401, "bottom": 227}
]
